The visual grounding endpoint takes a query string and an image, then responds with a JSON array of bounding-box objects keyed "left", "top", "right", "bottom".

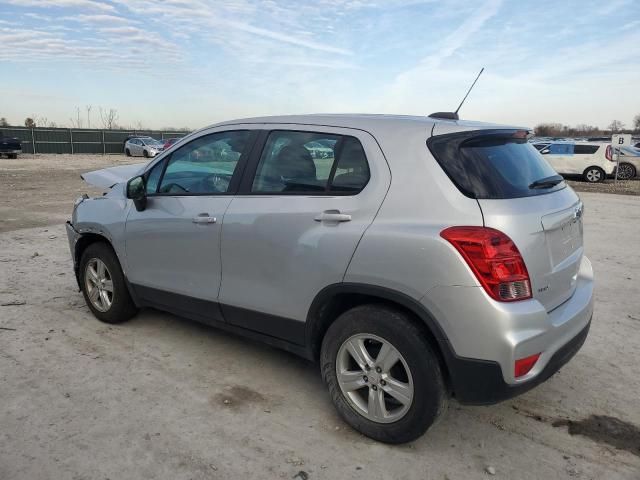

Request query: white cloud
[
  {"left": 419, "top": 0, "right": 502, "bottom": 69},
  {"left": 3, "top": 0, "right": 115, "bottom": 12},
  {"left": 597, "top": 0, "right": 632, "bottom": 15},
  {"left": 64, "top": 14, "right": 132, "bottom": 25}
]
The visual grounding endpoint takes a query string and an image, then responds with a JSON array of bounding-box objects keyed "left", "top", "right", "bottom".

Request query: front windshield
[{"left": 143, "top": 138, "right": 162, "bottom": 146}]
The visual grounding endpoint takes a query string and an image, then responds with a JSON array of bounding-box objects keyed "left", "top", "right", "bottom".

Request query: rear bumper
[
  {"left": 448, "top": 318, "right": 590, "bottom": 404},
  {"left": 1, "top": 149, "right": 21, "bottom": 154},
  {"left": 422, "top": 255, "right": 594, "bottom": 404}
]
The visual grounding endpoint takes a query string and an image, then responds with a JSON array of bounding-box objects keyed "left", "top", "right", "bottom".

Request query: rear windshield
[{"left": 427, "top": 129, "right": 565, "bottom": 199}]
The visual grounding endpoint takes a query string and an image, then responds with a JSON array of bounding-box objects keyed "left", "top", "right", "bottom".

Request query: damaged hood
[{"left": 81, "top": 162, "right": 147, "bottom": 188}]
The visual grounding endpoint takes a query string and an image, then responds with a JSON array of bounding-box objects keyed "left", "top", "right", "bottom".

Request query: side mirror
[
  {"left": 541, "top": 149, "right": 550, "bottom": 154},
  {"left": 126, "top": 175, "right": 147, "bottom": 212}
]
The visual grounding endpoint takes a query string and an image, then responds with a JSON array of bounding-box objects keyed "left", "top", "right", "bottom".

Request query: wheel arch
[
  {"left": 305, "top": 283, "right": 455, "bottom": 389},
  {"left": 74, "top": 232, "right": 115, "bottom": 268},
  {"left": 73, "top": 231, "right": 141, "bottom": 307}
]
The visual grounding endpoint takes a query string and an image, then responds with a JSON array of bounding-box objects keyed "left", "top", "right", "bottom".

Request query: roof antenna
[{"left": 429, "top": 67, "right": 485, "bottom": 121}]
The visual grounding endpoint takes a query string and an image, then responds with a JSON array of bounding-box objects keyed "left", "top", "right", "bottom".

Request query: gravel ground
[
  {"left": 567, "top": 178, "right": 640, "bottom": 196},
  {"left": 0, "top": 154, "right": 141, "bottom": 233},
  {"left": 0, "top": 155, "right": 639, "bottom": 479}
]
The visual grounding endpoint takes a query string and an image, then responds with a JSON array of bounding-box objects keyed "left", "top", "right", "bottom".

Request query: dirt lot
[{"left": 1, "top": 155, "right": 639, "bottom": 479}]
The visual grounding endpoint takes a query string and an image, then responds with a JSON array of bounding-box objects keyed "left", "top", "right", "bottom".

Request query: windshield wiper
[{"left": 529, "top": 175, "right": 564, "bottom": 189}]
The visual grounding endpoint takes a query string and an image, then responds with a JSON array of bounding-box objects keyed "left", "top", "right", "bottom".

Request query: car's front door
[
  {"left": 124, "top": 129, "right": 256, "bottom": 321},
  {"left": 218, "top": 126, "right": 391, "bottom": 344}
]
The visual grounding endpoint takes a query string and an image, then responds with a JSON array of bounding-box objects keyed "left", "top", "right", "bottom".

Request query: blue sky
[{"left": 1, "top": 0, "right": 639, "bottom": 130}]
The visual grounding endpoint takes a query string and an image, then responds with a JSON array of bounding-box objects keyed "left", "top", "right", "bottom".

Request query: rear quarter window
[
  {"left": 573, "top": 145, "right": 599, "bottom": 154},
  {"left": 428, "top": 129, "right": 565, "bottom": 199}
]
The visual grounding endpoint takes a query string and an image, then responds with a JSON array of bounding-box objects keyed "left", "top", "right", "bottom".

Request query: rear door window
[
  {"left": 428, "top": 130, "right": 565, "bottom": 199},
  {"left": 548, "top": 143, "right": 573, "bottom": 155},
  {"left": 251, "top": 130, "right": 370, "bottom": 194}
]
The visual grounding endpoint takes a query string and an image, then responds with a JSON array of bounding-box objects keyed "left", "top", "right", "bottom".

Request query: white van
[{"left": 534, "top": 142, "right": 615, "bottom": 182}]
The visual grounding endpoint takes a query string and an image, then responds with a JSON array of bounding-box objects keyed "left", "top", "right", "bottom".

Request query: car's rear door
[
  {"left": 124, "top": 128, "right": 257, "bottom": 321},
  {"left": 218, "top": 126, "right": 391, "bottom": 344}
]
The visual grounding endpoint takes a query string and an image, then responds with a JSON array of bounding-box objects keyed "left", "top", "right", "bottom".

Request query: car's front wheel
[
  {"left": 143, "top": 149, "right": 149, "bottom": 158},
  {"left": 125, "top": 148, "right": 131, "bottom": 157},
  {"left": 320, "top": 304, "right": 447, "bottom": 444},
  {"left": 79, "top": 242, "right": 138, "bottom": 324}
]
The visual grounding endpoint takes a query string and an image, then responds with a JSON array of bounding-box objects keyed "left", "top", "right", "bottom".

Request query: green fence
[{"left": 0, "top": 127, "right": 189, "bottom": 154}]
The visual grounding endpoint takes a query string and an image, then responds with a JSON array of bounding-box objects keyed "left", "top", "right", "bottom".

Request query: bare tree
[
  {"left": 608, "top": 119, "right": 625, "bottom": 133},
  {"left": 0, "top": 117, "right": 9, "bottom": 127},
  {"left": 634, "top": 114, "right": 640, "bottom": 133},
  {"left": 86, "top": 105, "right": 92, "bottom": 129},
  {"left": 534, "top": 123, "right": 564, "bottom": 136},
  {"left": 69, "top": 107, "right": 84, "bottom": 128},
  {"left": 25, "top": 117, "right": 36, "bottom": 128},
  {"left": 99, "top": 107, "right": 119, "bottom": 130},
  {"left": 33, "top": 116, "right": 57, "bottom": 128}
]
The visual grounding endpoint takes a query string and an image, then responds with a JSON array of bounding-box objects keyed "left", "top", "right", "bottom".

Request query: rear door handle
[
  {"left": 314, "top": 210, "right": 352, "bottom": 222},
  {"left": 192, "top": 213, "right": 217, "bottom": 224}
]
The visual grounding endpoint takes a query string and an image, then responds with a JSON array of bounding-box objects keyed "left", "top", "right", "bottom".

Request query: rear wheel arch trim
[{"left": 305, "top": 283, "right": 457, "bottom": 376}]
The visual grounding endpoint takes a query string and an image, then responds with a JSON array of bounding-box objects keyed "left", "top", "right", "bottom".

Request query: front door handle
[
  {"left": 192, "top": 213, "right": 217, "bottom": 224},
  {"left": 314, "top": 210, "right": 352, "bottom": 222}
]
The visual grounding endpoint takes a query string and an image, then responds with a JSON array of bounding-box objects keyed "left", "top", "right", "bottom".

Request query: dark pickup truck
[{"left": 0, "top": 136, "right": 22, "bottom": 158}]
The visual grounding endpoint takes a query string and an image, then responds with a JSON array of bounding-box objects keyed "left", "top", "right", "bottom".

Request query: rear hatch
[{"left": 428, "top": 128, "right": 583, "bottom": 311}]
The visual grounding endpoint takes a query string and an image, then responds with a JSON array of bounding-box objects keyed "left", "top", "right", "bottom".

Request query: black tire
[
  {"left": 125, "top": 148, "right": 131, "bottom": 157},
  {"left": 616, "top": 162, "right": 636, "bottom": 180},
  {"left": 582, "top": 166, "right": 605, "bottom": 183},
  {"left": 143, "top": 149, "right": 149, "bottom": 158},
  {"left": 79, "top": 242, "right": 138, "bottom": 324},
  {"left": 9, "top": 153, "right": 17, "bottom": 159},
  {"left": 320, "top": 304, "right": 447, "bottom": 444}
]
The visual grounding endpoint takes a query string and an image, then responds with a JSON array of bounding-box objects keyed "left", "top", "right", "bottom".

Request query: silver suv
[{"left": 66, "top": 114, "right": 594, "bottom": 443}]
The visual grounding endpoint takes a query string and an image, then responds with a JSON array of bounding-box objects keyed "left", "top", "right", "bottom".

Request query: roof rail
[{"left": 428, "top": 112, "right": 459, "bottom": 120}]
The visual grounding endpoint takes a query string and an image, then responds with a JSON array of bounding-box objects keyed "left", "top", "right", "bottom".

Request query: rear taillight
[
  {"left": 605, "top": 145, "right": 613, "bottom": 161},
  {"left": 440, "top": 226, "right": 532, "bottom": 302}
]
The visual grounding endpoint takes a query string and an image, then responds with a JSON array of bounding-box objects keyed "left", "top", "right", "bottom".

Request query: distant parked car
[
  {"left": 124, "top": 137, "right": 164, "bottom": 158},
  {"left": 538, "top": 142, "right": 615, "bottom": 182},
  {"left": 0, "top": 135, "right": 22, "bottom": 159},
  {"left": 162, "top": 137, "right": 181, "bottom": 150},
  {"left": 613, "top": 146, "right": 640, "bottom": 180}
]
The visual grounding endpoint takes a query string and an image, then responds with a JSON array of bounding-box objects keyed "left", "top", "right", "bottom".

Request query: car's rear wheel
[
  {"left": 583, "top": 166, "right": 605, "bottom": 183},
  {"left": 79, "top": 242, "right": 138, "bottom": 324},
  {"left": 616, "top": 162, "right": 636, "bottom": 180},
  {"left": 320, "top": 304, "right": 447, "bottom": 444},
  {"left": 125, "top": 148, "right": 131, "bottom": 157}
]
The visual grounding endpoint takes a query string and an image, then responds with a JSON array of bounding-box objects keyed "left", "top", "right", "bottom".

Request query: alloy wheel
[
  {"left": 336, "top": 333, "right": 414, "bottom": 423},
  {"left": 84, "top": 258, "right": 114, "bottom": 312},
  {"left": 616, "top": 163, "right": 635, "bottom": 180}
]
